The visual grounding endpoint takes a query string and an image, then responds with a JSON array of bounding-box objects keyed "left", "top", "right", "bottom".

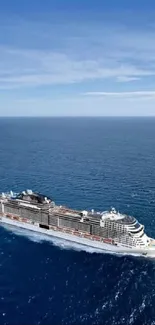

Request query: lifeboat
[
  {"left": 92, "top": 235, "right": 101, "bottom": 241},
  {"left": 72, "top": 230, "right": 80, "bottom": 236},
  {"left": 65, "top": 229, "right": 72, "bottom": 234},
  {"left": 84, "top": 234, "right": 91, "bottom": 239},
  {"left": 103, "top": 238, "right": 112, "bottom": 244},
  {"left": 6, "top": 213, "right": 16, "bottom": 219},
  {"left": 76, "top": 232, "right": 81, "bottom": 237},
  {"left": 12, "top": 216, "right": 19, "bottom": 221},
  {"left": 6, "top": 213, "right": 12, "bottom": 218},
  {"left": 22, "top": 218, "right": 28, "bottom": 222}
]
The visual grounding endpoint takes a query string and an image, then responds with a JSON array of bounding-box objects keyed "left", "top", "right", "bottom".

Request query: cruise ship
[{"left": 0, "top": 189, "right": 155, "bottom": 256}]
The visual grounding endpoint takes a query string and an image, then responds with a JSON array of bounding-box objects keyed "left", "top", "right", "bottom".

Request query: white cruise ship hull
[{"left": 0, "top": 216, "right": 155, "bottom": 257}]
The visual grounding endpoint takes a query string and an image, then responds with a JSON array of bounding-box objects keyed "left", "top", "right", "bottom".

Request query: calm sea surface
[{"left": 0, "top": 117, "right": 155, "bottom": 325}]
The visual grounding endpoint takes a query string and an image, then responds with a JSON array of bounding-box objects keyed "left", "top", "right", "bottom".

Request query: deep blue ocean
[{"left": 0, "top": 117, "right": 155, "bottom": 325}]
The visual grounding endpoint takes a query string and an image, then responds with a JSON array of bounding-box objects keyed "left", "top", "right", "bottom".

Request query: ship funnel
[
  {"left": 27, "top": 189, "right": 33, "bottom": 195},
  {"left": 82, "top": 210, "right": 88, "bottom": 216}
]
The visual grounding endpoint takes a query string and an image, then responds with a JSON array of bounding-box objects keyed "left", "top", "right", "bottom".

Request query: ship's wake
[
  {"left": 2, "top": 224, "right": 148, "bottom": 258},
  {"left": 2, "top": 224, "right": 105, "bottom": 254}
]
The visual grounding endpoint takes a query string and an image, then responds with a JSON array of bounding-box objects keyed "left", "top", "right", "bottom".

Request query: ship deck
[{"left": 0, "top": 195, "right": 136, "bottom": 225}]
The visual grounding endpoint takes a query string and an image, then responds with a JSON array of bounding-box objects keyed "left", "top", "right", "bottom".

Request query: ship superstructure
[{"left": 0, "top": 190, "right": 155, "bottom": 256}]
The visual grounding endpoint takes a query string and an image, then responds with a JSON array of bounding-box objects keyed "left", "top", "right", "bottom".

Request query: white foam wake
[
  {"left": 2, "top": 224, "right": 144, "bottom": 258},
  {"left": 3, "top": 224, "right": 104, "bottom": 254}
]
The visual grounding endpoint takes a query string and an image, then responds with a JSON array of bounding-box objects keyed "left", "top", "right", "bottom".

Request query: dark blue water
[{"left": 0, "top": 117, "right": 155, "bottom": 325}]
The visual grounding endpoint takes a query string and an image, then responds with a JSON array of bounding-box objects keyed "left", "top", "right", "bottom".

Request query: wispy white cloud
[
  {"left": 116, "top": 76, "right": 140, "bottom": 82},
  {"left": 1, "top": 8, "right": 155, "bottom": 115},
  {"left": 84, "top": 91, "right": 155, "bottom": 98},
  {"left": 0, "top": 46, "right": 155, "bottom": 90},
  {"left": 1, "top": 15, "right": 155, "bottom": 90}
]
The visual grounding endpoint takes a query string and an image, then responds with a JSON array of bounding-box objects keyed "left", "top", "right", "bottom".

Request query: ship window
[
  {"left": 134, "top": 222, "right": 141, "bottom": 229},
  {"left": 130, "top": 227, "right": 143, "bottom": 235}
]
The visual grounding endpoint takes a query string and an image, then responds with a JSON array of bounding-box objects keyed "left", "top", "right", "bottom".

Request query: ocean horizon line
[{"left": 1, "top": 115, "right": 155, "bottom": 119}]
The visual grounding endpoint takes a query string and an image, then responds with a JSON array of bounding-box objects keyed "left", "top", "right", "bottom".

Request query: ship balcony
[
  {"left": 127, "top": 224, "right": 144, "bottom": 233},
  {"left": 129, "top": 228, "right": 144, "bottom": 238}
]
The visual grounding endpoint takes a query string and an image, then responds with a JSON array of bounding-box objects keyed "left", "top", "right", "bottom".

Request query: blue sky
[{"left": 1, "top": 0, "right": 155, "bottom": 116}]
